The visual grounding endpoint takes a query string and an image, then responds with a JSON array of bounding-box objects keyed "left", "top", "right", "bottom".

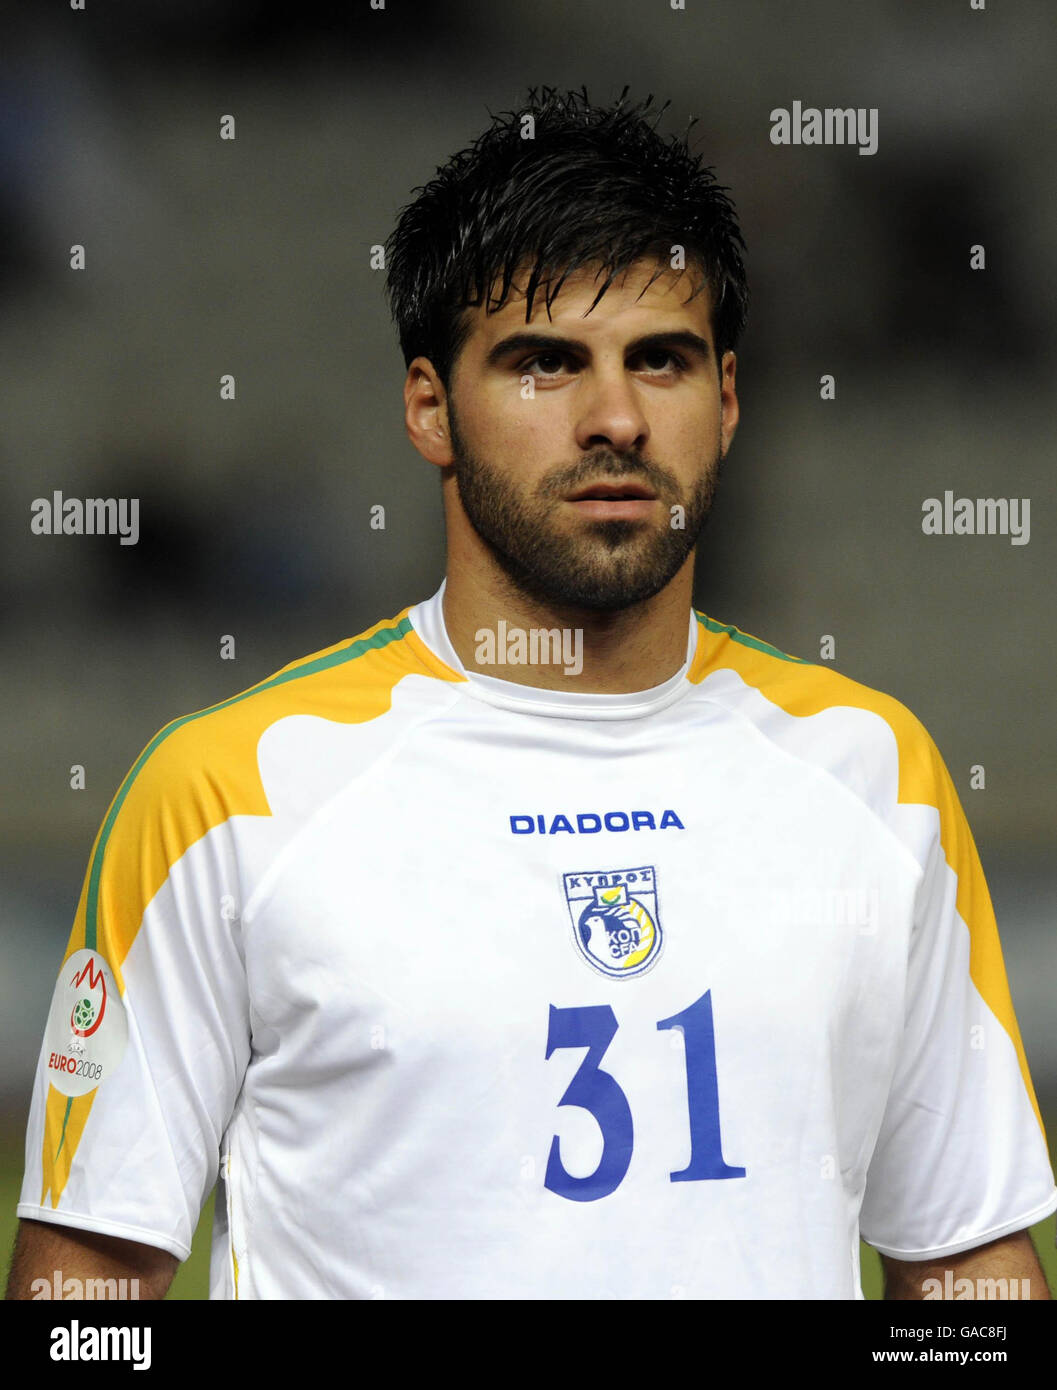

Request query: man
[{"left": 7, "top": 86, "right": 1055, "bottom": 1300}]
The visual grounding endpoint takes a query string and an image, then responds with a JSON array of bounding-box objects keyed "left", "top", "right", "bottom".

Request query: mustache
[{"left": 536, "top": 452, "right": 676, "bottom": 499}]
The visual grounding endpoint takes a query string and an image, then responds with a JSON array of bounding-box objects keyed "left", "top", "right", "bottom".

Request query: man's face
[{"left": 440, "top": 258, "right": 738, "bottom": 611}]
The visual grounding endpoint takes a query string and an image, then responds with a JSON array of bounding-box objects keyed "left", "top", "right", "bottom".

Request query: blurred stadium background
[{"left": 1, "top": 0, "right": 1054, "bottom": 1298}]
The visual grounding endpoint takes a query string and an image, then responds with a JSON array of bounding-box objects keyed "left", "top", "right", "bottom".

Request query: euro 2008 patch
[{"left": 43, "top": 949, "right": 128, "bottom": 1096}]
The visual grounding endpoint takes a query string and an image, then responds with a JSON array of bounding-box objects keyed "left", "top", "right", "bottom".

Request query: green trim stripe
[
  {"left": 694, "top": 610, "right": 812, "bottom": 665},
  {"left": 53, "top": 1096, "right": 74, "bottom": 1163},
  {"left": 83, "top": 616, "right": 414, "bottom": 952}
]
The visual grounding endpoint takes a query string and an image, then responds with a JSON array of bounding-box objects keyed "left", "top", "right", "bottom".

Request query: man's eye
[
  {"left": 638, "top": 349, "right": 686, "bottom": 373},
  {"left": 523, "top": 352, "right": 571, "bottom": 376}
]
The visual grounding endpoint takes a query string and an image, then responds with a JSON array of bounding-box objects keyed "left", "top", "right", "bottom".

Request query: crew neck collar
[{"left": 406, "top": 579, "right": 699, "bottom": 721}]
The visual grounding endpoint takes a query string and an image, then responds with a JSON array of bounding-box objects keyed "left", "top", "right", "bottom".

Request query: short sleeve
[
  {"left": 859, "top": 725, "right": 1057, "bottom": 1259},
  {"left": 17, "top": 722, "right": 252, "bottom": 1261}
]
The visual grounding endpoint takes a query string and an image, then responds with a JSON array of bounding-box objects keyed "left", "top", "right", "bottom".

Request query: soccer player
[{"left": 7, "top": 86, "right": 1055, "bottom": 1300}]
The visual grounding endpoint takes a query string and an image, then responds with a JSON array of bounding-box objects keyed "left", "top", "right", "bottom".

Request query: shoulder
[
  {"left": 129, "top": 607, "right": 424, "bottom": 797},
  {"left": 96, "top": 605, "right": 434, "bottom": 867},
  {"left": 76, "top": 606, "right": 433, "bottom": 961},
  {"left": 689, "top": 608, "right": 950, "bottom": 809}
]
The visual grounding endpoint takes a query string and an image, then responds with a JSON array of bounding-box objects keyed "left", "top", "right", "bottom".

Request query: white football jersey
[{"left": 18, "top": 580, "right": 1056, "bottom": 1298}]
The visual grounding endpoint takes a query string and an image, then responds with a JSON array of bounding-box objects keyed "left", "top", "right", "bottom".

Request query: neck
[{"left": 441, "top": 558, "right": 695, "bottom": 694}]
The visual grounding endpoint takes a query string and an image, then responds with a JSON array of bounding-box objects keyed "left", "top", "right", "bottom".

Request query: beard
[{"left": 447, "top": 405, "right": 724, "bottom": 613}]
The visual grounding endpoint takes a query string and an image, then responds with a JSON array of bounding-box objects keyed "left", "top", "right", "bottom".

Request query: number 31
[{"left": 544, "top": 989, "right": 746, "bottom": 1201}]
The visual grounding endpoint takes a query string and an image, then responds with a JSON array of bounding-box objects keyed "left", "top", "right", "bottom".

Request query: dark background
[{"left": 1, "top": 0, "right": 1053, "bottom": 1296}]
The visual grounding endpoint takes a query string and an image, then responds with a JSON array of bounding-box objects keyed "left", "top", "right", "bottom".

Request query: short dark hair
[{"left": 383, "top": 85, "right": 749, "bottom": 389}]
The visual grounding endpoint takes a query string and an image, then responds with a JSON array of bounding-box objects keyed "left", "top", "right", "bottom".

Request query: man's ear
[
  {"left": 719, "top": 350, "right": 739, "bottom": 458},
  {"left": 404, "top": 357, "right": 455, "bottom": 467}
]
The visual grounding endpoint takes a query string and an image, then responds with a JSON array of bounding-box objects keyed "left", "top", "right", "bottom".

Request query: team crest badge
[{"left": 562, "top": 865, "right": 663, "bottom": 978}]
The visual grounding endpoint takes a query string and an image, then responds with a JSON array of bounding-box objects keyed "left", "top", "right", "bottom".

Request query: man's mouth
[
  {"left": 566, "top": 481, "right": 657, "bottom": 502},
  {"left": 565, "top": 480, "right": 658, "bottom": 519}
]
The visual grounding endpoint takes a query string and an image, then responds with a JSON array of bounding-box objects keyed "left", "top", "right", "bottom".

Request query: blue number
[
  {"left": 545, "top": 991, "right": 745, "bottom": 1199},
  {"left": 657, "top": 989, "right": 746, "bottom": 1182},
  {"left": 544, "top": 1004, "right": 634, "bottom": 1202}
]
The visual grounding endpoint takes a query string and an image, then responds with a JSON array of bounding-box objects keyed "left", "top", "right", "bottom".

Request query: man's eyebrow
[{"left": 483, "top": 329, "right": 713, "bottom": 368}]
